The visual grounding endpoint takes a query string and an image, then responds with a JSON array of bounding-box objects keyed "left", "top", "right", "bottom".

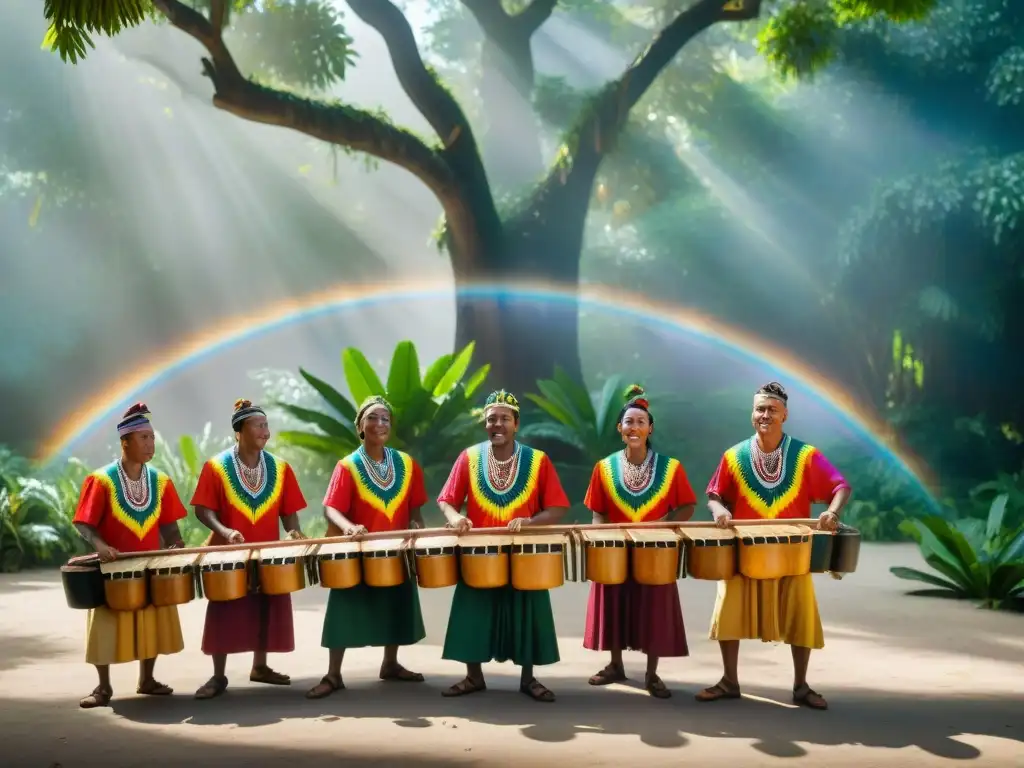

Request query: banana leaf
[
  {"left": 386, "top": 341, "right": 423, "bottom": 409},
  {"left": 299, "top": 367, "right": 356, "bottom": 422},
  {"left": 889, "top": 566, "right": 968, "bottom": 595},
  {"left": 342, "top": 347, "right": 385, "bottom": 405}
]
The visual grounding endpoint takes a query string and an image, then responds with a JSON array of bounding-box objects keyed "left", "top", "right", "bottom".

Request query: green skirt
[
  {"left": 321, "top": 578, "right": 425, "bottom": 649},
  {"left": 441, "top": 581, "right": 560, "bottom": 666}
]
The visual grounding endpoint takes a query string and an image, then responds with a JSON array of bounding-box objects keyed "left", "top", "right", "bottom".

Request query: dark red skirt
[
  {"left": 583, "top": 579, "right": 689, "bottom": 657},
  {"left": 201, "top": 594, "right": 295, "bottom": 655}
]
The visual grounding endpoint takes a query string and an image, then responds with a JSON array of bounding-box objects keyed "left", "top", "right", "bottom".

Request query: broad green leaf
[
  {"left": 953, "top": 517, "right": 986, "bottom": 556},
  {"left": 986, "top": 493, "right": 1009, "bottom": 541},
  {"left": 433, "top": 342, "right": 475, "bottom": 397},
  {"left": 889, "top": 566, "right": 966, "bottom": 594},
  {"left": 553, "top": 366, "right": 596, "bottom": 425},
  {"left": 386, "top": 341, "right": 423, "bottom": 408},
  {"left": 915, "top": 516, "right": 977, "bottom": 577},
  {"left": 299, "top": 367, "right": 356, "bottom": 422},
  {"left": 275, "top": 430, "right": 357, "bottom": 457},
  {"left": 535, "top": 379, "right": 584, "bottom": 429},
  {"left": 342, "top": 347, "right": 385, "bottom": 405},
  {"left": 463, "top": 364, "right": 490, "bottom": 398},
  {"left": 596, "top": 374, "right": 629, "bottom": 438},
  {"left": 276, "top": 403, "right": 359, "bottom": 444},
  {"left": 422, "top": 353, "right": 454, "bottom": 394},
  {"left": 524, "top": 393, "right": 574, "bottom": 427},
  {"left": 517, "top": 422, "right": 586, "bottom": 451},
  {"left": 177, "top": 435, "right": 202, "bottom": 476},
  {"left": 988, "top": 563, "right": 1024, "bottom": 600},
  {"left": 430, "top": 386, "right": 474, "bottom": 438},
  {"left": 397, "top": 388, "right": 435, "bottom": 436}
]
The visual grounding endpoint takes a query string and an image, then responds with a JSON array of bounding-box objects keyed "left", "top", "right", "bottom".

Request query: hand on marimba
[
  {"left": 446, "top": 517, "right": 472, "bottom": 533},
  {"left": 225, "top": 529, "right": 245, "bottom": 544},
  {"left": 712, "top": 511, "right": 733, "bottom": 529},
  {"left": 97, "top": 543, "right": 119, "bottom": 563},
  {"left": 818, "top": 512, "right": 839, "bottom": 531},
  {"left": 507, "top": 518, "right": 526, "bottom": 533},
  {"left": 286, "top": 529, "right": 308, "bottom": 541},
  {"left": 343, "top": 524, "right": 369, "bottom": 537}
]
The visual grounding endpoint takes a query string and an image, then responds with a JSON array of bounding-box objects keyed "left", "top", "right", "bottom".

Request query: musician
[
  {"left": 190, "top": 399, "right": 308, "bottom": 700},
  {"left": 438, "top": 389, "right": 570, "bottom": 702},
  {"left": 582, "top": 385, "right": 697, "bottom": 698},
  {"left": 72, "top": 403, "right": 188, "bottom": 708},
  {"left": 696, "top": 382, "right": 851, "bottom": 710},
  {"left": 306, "top": 396, "right": 427, "bottom": 699}
]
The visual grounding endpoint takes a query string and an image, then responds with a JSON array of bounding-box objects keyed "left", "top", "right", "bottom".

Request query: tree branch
[
  {"left": 536, "top": 0, "right": 763, "bottom": 205},
  {"left": 149, "top": 0, "right": 456, "bottom": 203},
  {"left": 515, "top": 0, "right": 558, "bottom": 37},
  {"left": 460, "top": 0, "right": 557, "bottom": 39}
]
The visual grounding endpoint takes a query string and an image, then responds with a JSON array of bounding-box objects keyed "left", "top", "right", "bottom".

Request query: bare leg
[
  {"left": 644, "top": 654, "right": 670, "bottom": 699},
  {"left": 306, "top": 648, "right": 345, "bottom": 698},
  {"left": 137, "top": 657, "right": 172, "bottom": 695},
  {"left": 380, "top": 644, "right": 424, "bottom": 681},
  {"left": 519, "top": 663, "right": 555, "bottom": 703},
  {"left": 80, "top": 664, "right": 112, "bottom": 708},
  {"left": 695, "top": 640, "right": 742, "bottom": 702},
  {"left": 791, "top": 645, "right": 828, "bottom": 709}
]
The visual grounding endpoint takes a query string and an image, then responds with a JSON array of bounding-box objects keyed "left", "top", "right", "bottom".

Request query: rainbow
[{"left": 37, "top": 279, "right": 936, "bottom": 495}]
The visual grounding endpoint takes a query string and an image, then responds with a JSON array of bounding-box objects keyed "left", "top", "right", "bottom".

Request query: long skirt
[
  {"left": 85, "top": 605, "right": 184, "bottom": 665},
  {"left": 583, "top": 579, "right": 689, "bottom": 657},
  {"left": 442, "top": 581, "right": 560, "bottom": 667},
  {"left": 201, "top": 594, "right": 295, "bottom": 655},
  {"left": 321, "top": 579, "right": 425, "bottom": 649},
  {"left": 709, "top": 573, "right": 824, "bottom": 649}
]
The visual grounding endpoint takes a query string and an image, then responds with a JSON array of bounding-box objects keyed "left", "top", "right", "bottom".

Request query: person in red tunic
[
  {"left": 72, "top": 403, "right": 188, "bottom": 709},
  {"left": 438, "top": 389, "right": 571, "bottom": 703},
  {"left": 305, "top": 396, "right": 428, "bottom": 698},
  {"left": 191, "top": 399, "right": 308, "bottom": 700},
  {"left": 582, "top": 385, "right": 696, "bottom": 698},
  {"left": 695, "top": 382, "right": 852, "bottom": 710}
]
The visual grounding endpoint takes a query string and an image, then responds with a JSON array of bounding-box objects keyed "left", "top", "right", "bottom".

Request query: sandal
[
  {"left": 380, "top": 664, "right": 424, "bottom": 682},
  {"left": 520, "top": 678, "right": 555, "bottom": 703},
  {"left": 644, "top": 673, "right": 672, "bottom": 699},
  {"left": 588, "top": 663, "right": 627, "bottom": 686},
  {"left": 137, "top": 679, "right": 173, "bottom": 696},
  {"left": 793, "top": 683, "right": 828, "bottom": 710},
  {"left": 250, "top": 665, "right": 291, "bottom": 686},
  {"left": 306, "top": 675, "right": 344, "bottom": 699},
  {"left": 194, "top": 675, "right": 228, "bottom": 700},
  {"left": 695, "top": 677, "right": 741, "bottom": 702},
  {"left": 80, "top": 685, "right": 112, "bottom": 709},
  {"left": 441, "top": 676, "right": 486, "bottom": 697}
]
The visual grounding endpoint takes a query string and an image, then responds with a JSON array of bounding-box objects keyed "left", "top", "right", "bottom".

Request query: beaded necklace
[
  {"left": 750, "top": 435, "right": 788, "bottom": 489},
  {"left": 232, "top": 445, "right": 267, "bottom": 497},
  {"left": 117, "top": 460, "right": 150, "bottom": 511},
  {"left": 620, "top": 449, "right": 656, "bottom": 494},
  {"left": 486, "top": 442, "right": 521, "bottom": 493},
  {"left": 359, "top": 445, "right": 396, "bottom": 490}
]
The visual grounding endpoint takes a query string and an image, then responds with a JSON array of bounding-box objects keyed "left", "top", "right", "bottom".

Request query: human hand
[
  {"left": 712, "top": 509, "right": 733, "bottom": 529},
  {"left": 96, "top": 543, "right": 119, "bottom": 563},
  {"left": 344, "top": 524, "right": 369, "bottom": 537},
  {"left": 507, "top": 518, "right": 526, "bottom": 533},
  {"left": 285, "top": 529, "right": 308, "bottom": 540},
  {"left": 446, "top": 517, "right": 472, "bottom": 533},
  {"left": 818, "top": 512, "right": 839, "bottom": 531},
  {"left": 224, "top": 529, "right": 245, "bottom": 544}
]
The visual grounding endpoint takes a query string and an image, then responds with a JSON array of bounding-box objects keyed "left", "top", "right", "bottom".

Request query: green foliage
[
  {"left": 758, "top": 0, "right": 937, "bottom": 80},
  {"left": 276, "top": 340, "right": 491, "bottom": 469},
  {"left": 519, "top": 368, "right": 631, "bottom": 466},
  {"left": 42, "top": 0, "right": 154, "bottom": 64},
  {"left": 891, "top": 493, "right": 1024, "bottom": 608}
]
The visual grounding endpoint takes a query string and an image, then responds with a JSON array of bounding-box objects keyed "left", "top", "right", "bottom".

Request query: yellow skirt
[
  {"left": 709, "top": 573, "right": 824, "bottom": 649},
  {"left": 85, "top": 605, "right": 185, "bottom": 665}
]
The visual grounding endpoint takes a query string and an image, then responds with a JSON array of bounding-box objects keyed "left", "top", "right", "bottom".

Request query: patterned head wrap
[
  {"left": 621, "top": 383, "right": 651, "bottom": 414},
  {"left": 231, "top": 398, "right": 266, "bottom": 431},
  {"left": 483, "top": 389, "right": 520, "bottom": 417},
  {"left": 117, "top": 403, "right": 153, "bottom": 437},
  {"left": 356, "top": 395, "right": 393, "bottom": 439},
  {"left": 755, "top": 381, "right": 789, "bottom": 405}
]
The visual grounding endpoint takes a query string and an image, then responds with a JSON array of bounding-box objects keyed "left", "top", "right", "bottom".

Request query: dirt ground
[{"left": 1, "top": 543, "right": 1021, "bottom": 767}]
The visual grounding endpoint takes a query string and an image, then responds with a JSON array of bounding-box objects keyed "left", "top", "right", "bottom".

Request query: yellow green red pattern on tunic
[
  {"left": 340, "top": 447, "right": 414, "bottom": 522},
  {"left": 91, "top": 463, "right": 170, "bottom": 542},
  {"left": 208, "top": 447, "right": 285, "bottom": 526},
  {"left": 466, "top": 442, "right": 543, "bottom": 523},
  {"left": 596, "top": 452, "right": 681, "bottom": 523}
]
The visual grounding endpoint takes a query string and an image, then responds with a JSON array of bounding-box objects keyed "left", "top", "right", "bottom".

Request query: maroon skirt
[
  {"left": 583, "top": 579, "right": 689, "bottom": 657},
  {"left": 201, "top": 594, "right": 295, "bottom": 655}
]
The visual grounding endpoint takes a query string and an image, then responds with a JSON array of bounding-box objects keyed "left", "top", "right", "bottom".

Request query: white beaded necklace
[
  {"left": 232, "top": 445, "right": 267, "bottom": 497},
  {"left": 117, "top": 460, "right": 151, "bottom": 512}
]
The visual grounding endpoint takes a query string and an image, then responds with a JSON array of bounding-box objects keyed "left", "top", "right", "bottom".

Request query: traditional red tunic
[
  {"left": 323, "top": 448, "right": 428, "bottom": 533},
  {"left": 73, "top": 463, "right": 188, "bottom": 551},
  {"left": 582, "top": 452, "right": 696, "bottom": 657},
  {"left": 190, "top": 448, "right": 307, "bottom": 655},
  {"left": 436, "top": 443, "right": 570, "bottom": 527},
  {"left": 707, "top": 435, "right": 850, "bottom": 519}
]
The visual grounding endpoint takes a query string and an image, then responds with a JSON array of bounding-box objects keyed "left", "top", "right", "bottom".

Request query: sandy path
[{"left": 1, "top": 543, "right": 1021, "bottom": 767}]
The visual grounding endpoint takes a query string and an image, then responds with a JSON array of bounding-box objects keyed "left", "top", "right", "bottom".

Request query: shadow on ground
[{"left": 89, "top": 674, "right": 1024, "bottom": 760}]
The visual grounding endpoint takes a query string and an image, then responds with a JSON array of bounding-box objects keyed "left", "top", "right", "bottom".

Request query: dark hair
[
  {"left": 755, "top": 381, "right": 788, "bottom": 404},
  {"left": 618, "top": 384, "right": 654, "bottom": 449}
]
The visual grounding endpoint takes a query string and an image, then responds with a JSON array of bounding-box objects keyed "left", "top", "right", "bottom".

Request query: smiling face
[
  {"left": 617, "top": 406, "right": 653, "bottom": 448},
  {"left": 121, "top": 427, "right": 155, "bottom": 464},
  {"left": 360, "top": 404, "right": 392, "bottom": 446},
  {"left": 236, "top": 414, "right": 271, "bottom": 452},
  {"left": 484, "top": 406, "right": 518, "bottom": 447},
  {"left": 751, "top": 394, "right": 787, "bottom": 440}
]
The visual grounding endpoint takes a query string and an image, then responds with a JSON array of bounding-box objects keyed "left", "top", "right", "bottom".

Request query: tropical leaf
[
  {"left": 596, "top": 374, "right": 630, "bottom": 438},
  {"left": 275, "top": 430, "right": 358, "bottom": 456},
  {"left": 986, "top": 493, "right": 1009, "bottom": 541},
  {"left": 422, "top": 353, "right": 454, "bottom": 394},
  {"left": 299, "top": 367, "right": 357, "bottom": 422},
  {"left": 889, "top": 566, "right": 968, "bottom": 595},
  {"left": 177, "top": 435, "right": 202, "bottom": 476},
  {"left": 433, "top": 342, "right": 475, "bottom": 397},
  {"left": 386, "top": 340, "right": 423, "bottom": 408},
  {"left": 553, "top": 367, "right": 596, "bottom": 426},
  {"left": 342, "top": 347, "right": 386, "bottom": 405},
  {"left": 953, "top": 517, "right": 986, "bottom": 556},
  {"left": 275, "top": 403, "right": 358, "bottom": 443},
  {"left": 463, "top": 364, "right": 490, "bottom": 398},
  {"left": 517, "top": 422, "right": 587, "bottom": 452},
  {"left": 524, "top": 392, "right": 574, "bottom": 426},
  {"left": 535, "top": 379, "right": 586, "bottom": 429}
]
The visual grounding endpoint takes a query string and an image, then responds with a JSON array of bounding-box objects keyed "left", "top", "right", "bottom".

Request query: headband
[
  {"left": 622, "top": 383, "right": 651, "bottom": 413},
  {"left": 755, "top": 381, "right": 789, "bottom": 404},
  {"left": 117, "top": 402, "right": 153, "bottom": 437},
  {"left": 483, "top": 389, "right": 520, "bottom": 415},
  {"left": 356, "top": 395, "right": 393, "bottom": 428},
  {"left": 231, "top": 398, "right": 266, "bottom": 430}
]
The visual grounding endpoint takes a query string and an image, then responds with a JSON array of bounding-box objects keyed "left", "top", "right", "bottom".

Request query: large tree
[{"left": 42, "top": 0, "right": 937, "bottom": 392}]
